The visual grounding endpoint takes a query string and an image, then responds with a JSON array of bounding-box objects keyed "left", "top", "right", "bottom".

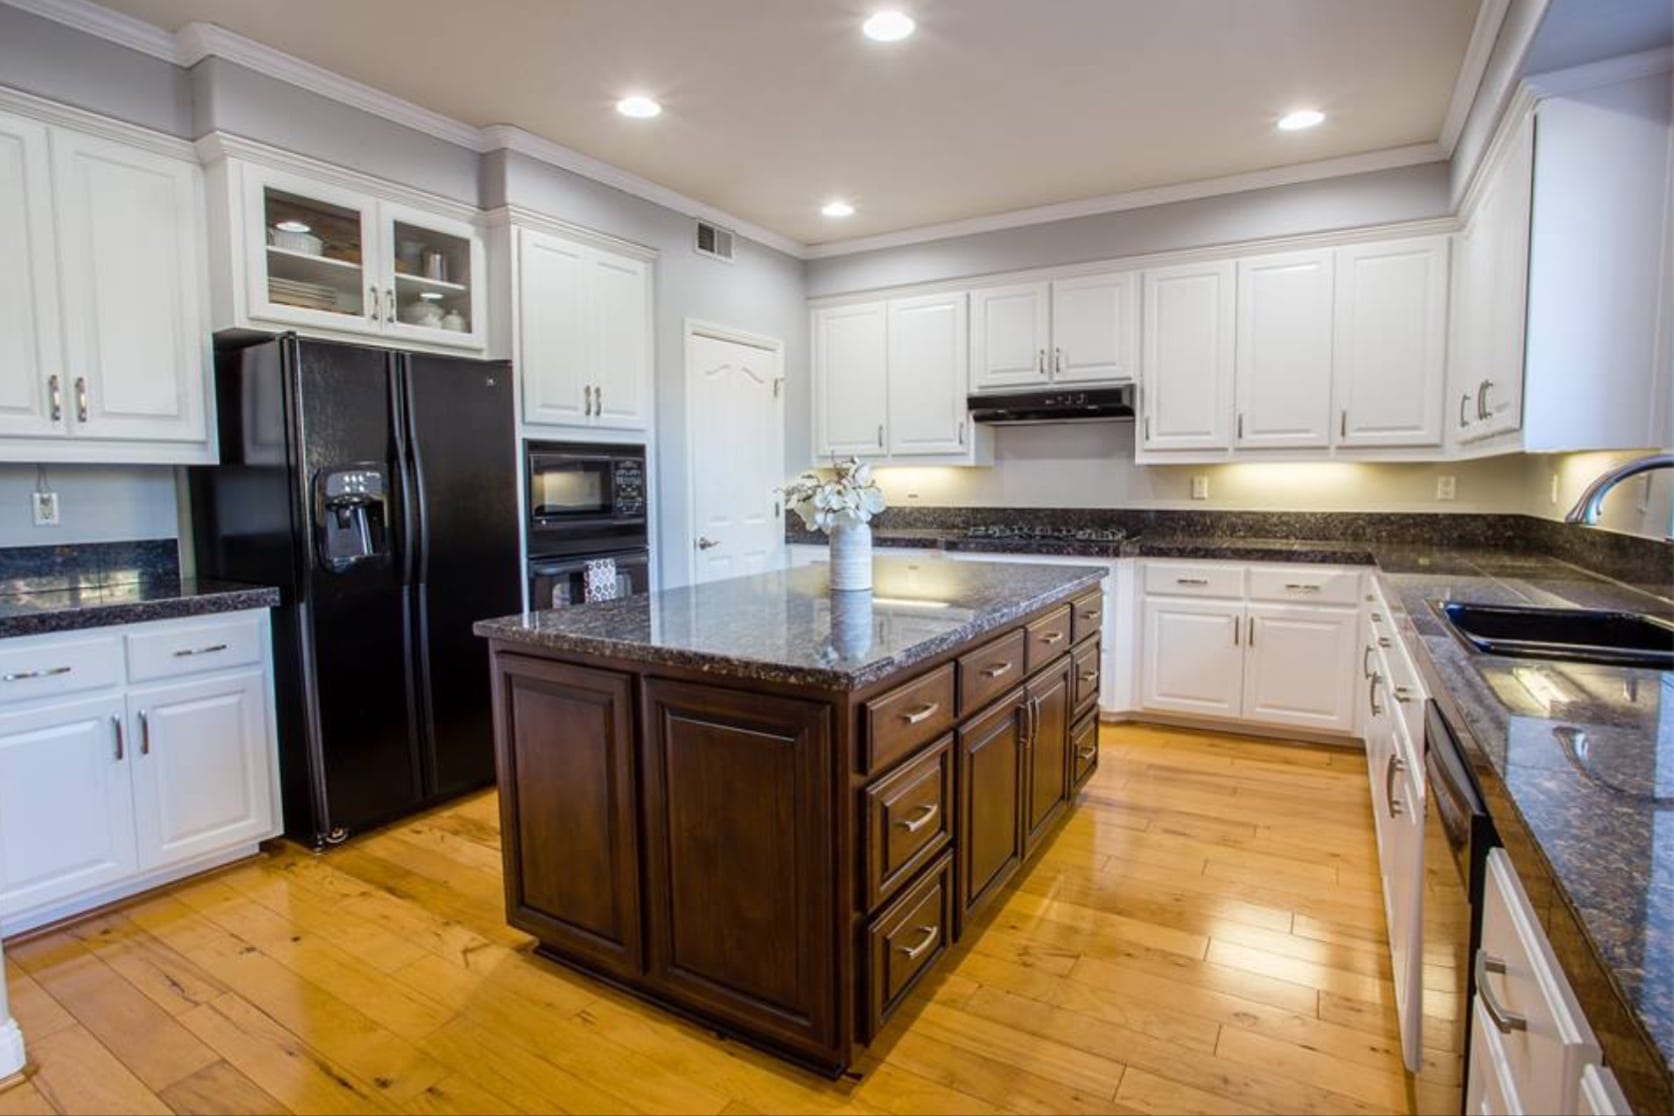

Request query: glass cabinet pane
[
  {"left": 390, "top": 221, "right": 474, "bottom": 335},
  {"left": 262, "top": 188, "right": 366, "bottom": 319}
]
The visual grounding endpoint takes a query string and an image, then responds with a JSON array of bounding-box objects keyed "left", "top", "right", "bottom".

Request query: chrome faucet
[{"left": 1563, "top": 452, "right": 1674, "bottom": 525}]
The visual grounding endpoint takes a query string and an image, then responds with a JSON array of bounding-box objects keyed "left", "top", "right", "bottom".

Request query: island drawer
[
  {"left": 1071, "top": 590, "right": 1104, "bottom": 645},
  {"left": 956, "top": 629, "right": 1027, "bottom": 714},
  {"left": 1071, "top": 708, "right": 1098, "bottom": 789},
  {"left": 1072, "top": 640, "right": 1100, "bottom": 712},
  {"left": 864, "top": 850, "right": 952, "bottom": 1040},
  {"left": 864, "top": 663, "right": 956, "bottom": 774},
  {"left": 1025, "top": 606, "right": 1073, "bottom": 671},
  {"left": 863, "top": 735, "right": 952, "bottom": 910}
]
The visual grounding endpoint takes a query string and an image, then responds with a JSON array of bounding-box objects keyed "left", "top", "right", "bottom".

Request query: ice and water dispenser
[{"left": 314, "top": 465, "right": 391, "bottom": 571}]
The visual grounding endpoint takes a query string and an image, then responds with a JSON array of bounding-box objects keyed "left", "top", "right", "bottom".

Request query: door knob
[{"left": 696, "top": 536, "right": 720, "bottom": 550}]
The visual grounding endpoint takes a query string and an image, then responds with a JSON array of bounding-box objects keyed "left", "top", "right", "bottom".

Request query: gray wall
[
  {"left": 0, "top": 465, "right": 178, "bottom": 549},
  {"left": 806, "top": 161, "right": 1452, "bottom": 297},
  {"left": 0, "top": 4, "right": 191, "bottom": 136}
]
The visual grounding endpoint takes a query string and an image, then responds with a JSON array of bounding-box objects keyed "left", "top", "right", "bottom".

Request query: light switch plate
[
  {"left": 1435, "top": 475, "right": 1457, "bottom": 501},
  {"left": 31, "top": 491, "right": 59, "bottom": 526},
  {"left": 1190, "top": 475, "right": 1209, "bottom": 500}
]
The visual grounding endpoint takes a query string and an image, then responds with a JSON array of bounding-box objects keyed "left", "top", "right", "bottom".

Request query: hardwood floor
[{"left": 0, "top": 724, "right": 1428, "bottom": 1116}]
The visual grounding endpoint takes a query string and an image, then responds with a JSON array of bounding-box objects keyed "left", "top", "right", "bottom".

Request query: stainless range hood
[{"left": 968, "top": 385, "right": 1135, "bottom": 425}]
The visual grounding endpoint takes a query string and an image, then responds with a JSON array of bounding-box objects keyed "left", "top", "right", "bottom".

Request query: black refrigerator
[{"left": 190, "top": 334, "right": 520, "bottom": 847}]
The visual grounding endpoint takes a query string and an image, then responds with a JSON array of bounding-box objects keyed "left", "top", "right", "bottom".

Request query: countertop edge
[{"left": 0, "top": 585, "right": 283, "bottom": 640}]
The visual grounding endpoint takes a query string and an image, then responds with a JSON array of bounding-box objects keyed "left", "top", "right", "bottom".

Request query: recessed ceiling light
[
  {"left": 1277, "top": 109, "right": 1325, "bottom": 132},
  {"left": 821, "top": 200, "right": 855, "bottom": 218},
  {"left": 862, "top": 10, "right": 915, "bottom": 42},
  {"left": 274, "top": 219, "right": 312, "bottom": 234},
  {"left": 615, "top": 95, "right": 662, "bottom": 119}
]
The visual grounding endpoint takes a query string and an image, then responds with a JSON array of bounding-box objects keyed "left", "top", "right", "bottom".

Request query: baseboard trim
[{"left": 1099, "top": 709, "right": 1365, "bottom": 751}]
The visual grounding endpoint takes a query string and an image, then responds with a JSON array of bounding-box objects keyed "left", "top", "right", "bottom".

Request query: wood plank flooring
[{"left": 0, "top": 723, "right": 1426, "bottom": 1115}]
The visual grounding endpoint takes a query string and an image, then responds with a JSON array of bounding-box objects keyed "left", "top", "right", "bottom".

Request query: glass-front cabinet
[{"left": 236, "top": 164, "right": 485, "bottom": 352}]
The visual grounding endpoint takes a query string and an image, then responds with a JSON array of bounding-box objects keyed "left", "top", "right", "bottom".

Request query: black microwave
[{"left": 525, "top": 441, "right": 649, "bottom": 554}]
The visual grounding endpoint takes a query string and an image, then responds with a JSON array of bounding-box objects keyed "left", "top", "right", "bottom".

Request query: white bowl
[{"left": 270, "top": 228, "right": 324, "bottom": 256}]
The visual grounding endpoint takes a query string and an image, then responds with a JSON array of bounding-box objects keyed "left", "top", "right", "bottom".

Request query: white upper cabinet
[
  {"left": 1234, "top": 249, "right": 1334, "bottom": 449},
  {"left": 1141, "top": 261, "right": 1235, "bottom": 451},
  {"left": 378, "top": 200, "right": 487, "bottom": 352},
  {"left": 887, "top": 292, "right": 969, "bottom": 456},
  {"left": 813, "top": 301, "right": 889, "bottom": 456},
  {"left": 970, "top": 282, "right": 1050, "bottom": 392},
  {"left": 1333, "top": 236, "right": 1449, "bottom": 447},
  {"left": 0, "top": 111, "right": 61, "bottom": 440},
  {"left": 1049, "top": 272, "right": 1138, "bottom": 385},
  {"left": 515, "top": 227, "right": 652, "bottom": 431}
]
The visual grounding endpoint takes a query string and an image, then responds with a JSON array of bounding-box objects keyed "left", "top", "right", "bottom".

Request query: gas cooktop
[{"left": 962, "top": 525, "right": 1128, "bottom": 543}]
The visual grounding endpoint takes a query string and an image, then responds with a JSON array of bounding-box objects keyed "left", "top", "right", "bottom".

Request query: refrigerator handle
[
  {"left": 387, "top": 356, "right": 418, "bottom": 589},
  {"left": 403, "top": 362, "right": 432, "bottom": 588}
]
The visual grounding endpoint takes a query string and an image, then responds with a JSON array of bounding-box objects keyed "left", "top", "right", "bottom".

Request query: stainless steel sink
[{"left": 1439, "top": 601, "right": 1674, "bottom": 670}]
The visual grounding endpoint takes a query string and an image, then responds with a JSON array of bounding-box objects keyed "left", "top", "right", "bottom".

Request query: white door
[
  {"left": 242, "top": 164, "right": 381, "bottom": 337},
  {"left": 970, "top": 282, "right": 1050, "bottom": 392},
  {"left": 129, "top": 671, "right": 273, "bottom": 871},
  {"left": 590, "top": 251, "right": 652, "bottom": 430},
  {"left": 1050, "top": 272, "right": 1138, "bottom": 384},
  {"left": 887, "top": 292, "right": 968, "bottom": 455},
  {"left": 1241, "top": 603, "right": 1359, "bottom": 732},
  {"left": 1235, "top": 249, "right": 1334, "bottom": 448},
  {"left": 1478, "top": 115, "right": 1533, "bottom": 440},
  {"left": 688, "top": 330, "right": 784, "bottom": 584},
  {"left": 1448, "top": 218, "right": 1489, "bottom": 446},
  {"left": 1381, "top": 735, "right": 1425, "bottom": 1072},
  {"left": 1333, "top": 237, "right": 1449, "bottom": 447},
  {"left": 378, "top": 200, "right": 487, "bottom": 352},
  {"left": 0, "top": 110, "right": 64, "bottom": 439},
  {"left": 0, "top": 695, "right": 135, "bottom": 915},
  {"left": 813, "top": 302, "right": 888, "bottom": 457},
  {"left": 52, "top": 129, "right": 207, "bottom": 443},
  {"left": 1141, "top": 262, "right": 1234, "bottom": 450},
  {"left": 519, "top": 229, "right": 591, "bottom": 426},
  {"left": 1140, "top": 598, "right": 1245, "bottom": 717}
]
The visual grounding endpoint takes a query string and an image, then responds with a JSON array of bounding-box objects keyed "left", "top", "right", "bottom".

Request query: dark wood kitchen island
[{"left": 473, "top": 556, "right": 1106, "bottom": 1074}]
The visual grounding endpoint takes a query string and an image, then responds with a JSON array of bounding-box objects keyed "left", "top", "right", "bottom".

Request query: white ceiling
[{"left": 99, "top": 0, "right": 1483, "bottom": 246}]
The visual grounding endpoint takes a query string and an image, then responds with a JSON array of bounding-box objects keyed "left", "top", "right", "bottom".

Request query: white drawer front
[
  {"left": 1142, "top": 561, "right": 1244, "bottom": 599},
  {"left": 0, "top": 635, "right": 123, "bottom": 704},
  {"left": 1576, "top": 1064, "right": 1632, "bottom": 1116},
  {"left": 127, "top": 614, "right": 264, "bottom": 683},
  {"left": 1477, "top": 849, "right": 1601, "bottom": 1115},
  {"left": 1247, "top": 565, "right": 1361, "bottom": 606}
]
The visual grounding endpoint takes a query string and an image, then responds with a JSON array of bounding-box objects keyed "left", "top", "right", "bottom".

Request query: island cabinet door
[
  {"left": 639, "top": 679, "right": 839, "bottom": 1068},
  {"left": 1023, "top": 658, "right": 1072, "bottom": 853},
  {"left": 956, "top": 687, "right": 1027, "bottom": 932},
  {"left": 492, "top": 655, "right": 641, "bottom": 980}
]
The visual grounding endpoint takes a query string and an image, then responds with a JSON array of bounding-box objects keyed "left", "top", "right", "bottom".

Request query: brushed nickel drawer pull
[
  {"left": 172, "top": 643, "right": 229, "bottom": 658},
  {"left": 1076, "top": 746, "right": 1097, "bottom": 761},
  {"left": 1475, "top": 953, "right": 1528, "bottom": 1034},
  {"left": 112, "top": 714, "right": 124, "bottom": 761},
  {"left": 1079, "top": 670, "right": 1098, "bottom": 683},
  {"left": 896, "top": 803, "right": 940, "bottom": 833},
  {"left": 1284, "top": 583, "right": 1321, "bottom": 591},
  {"left": 901, "top": 702, "right": 940, "bottom": 725},
  {"left": 1039, "top": 631, "right": 1066, "bottom": 645},
  {"left": 1393, "top": 685, "right": 1414, "bottom": 704},
  {"left": 1362, "top": 645, "right": 1375, "bottom": 678},
  {"left": 1385, "top": 754, "right": 1405, "bottom": 817},
  {"left": 138, "top": 709, "right": 151, "bottom": 755},
  {"left": 1369, "top": 673, "right": 1384, "bottom": 716},
  {"left": 3, "top": 665, "right": 72, "bottom": 681},
  {"left": 1175, "top": 577, "right": 1209, "bottom": 586},
  {"left": 1378, "top": 636, "right": 1392, "bottom": 648},
  {"left": 897, "top": 924, "right": 940, "bottom": 960},
  {"left": 48, "top": 374, "right": 62, "bottom": 422},
  {"left": 980, "top": 661, "right": 1014, "bottom": 679},
  {"left": 75, "top": 376, "right": 88, "bottom": 423},
  {"left": 1080, "top": 609, "right": 1099, "bottom": 622}
]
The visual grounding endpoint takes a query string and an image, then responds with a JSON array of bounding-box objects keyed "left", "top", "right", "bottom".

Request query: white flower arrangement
[{"left": 784, "top": 457, "right": 887, "bottom": 533}]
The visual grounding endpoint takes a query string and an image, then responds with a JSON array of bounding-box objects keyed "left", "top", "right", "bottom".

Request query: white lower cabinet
[
  {"left": 1140, "top": 598, "right": 1245, "bottom": 717},
  {"left": 0, "top": 610, "right": 279, "bottom": 936},
  {"left": 1242, "top": 603, "right": 1358, "bottom": 731}
]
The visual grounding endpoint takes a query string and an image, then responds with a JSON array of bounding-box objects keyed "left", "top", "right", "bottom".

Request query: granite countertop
[
  {"left": 0, "top": 578, "right": 282, "bottom": 639},
  {"left": 475, "top": 556, "right": 1106, "bottom": 689}
]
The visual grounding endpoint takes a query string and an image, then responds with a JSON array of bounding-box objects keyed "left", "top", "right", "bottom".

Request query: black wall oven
[{"left": 524, "top": 441, "right": 650, "bottom": 609}]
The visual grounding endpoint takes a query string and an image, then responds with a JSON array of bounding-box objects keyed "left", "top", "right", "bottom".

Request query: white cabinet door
[
  {"left": 518, "top": 228, "right": 591, "bottom": 426},
  {"left": 1477, "top": 116, "right": 1533, "bottom": 441},
  {"left": 589, "top": 251, "right": 651, "bottom": 430},
  {"left": 970, "top": 282, "right": 1049, "bottom": 392},
  {"left": 129, "top": 670, "right": 273, "bottom": 871},
  {"left": 1140, "top": 598, "right": 1244, "bottom": 717},
  {"left": 0, "top": 695, "right": 135, "bottom": 914},
  {"left": 1333, "top": 237, "right": 1448, "bottom": 447},
  {"left": 1381, "top": 744, "right": 1425, "bottom": 1071},
  {"left": 1050, "top": 272, "right": 1137, "bottom": 384},
  {"left": 1241, "top": 603, "right": 1359, "bottom": 732},
  {"left": 1448, "top": 218, "right": 1490, "bottom": 446},
  {"left": 52, "top": 130, "right": 207, "bottom": 444},
  {"left": 1234, "top": 249, "right": 1334, "bottom": 448},
  {"left": 242, "top": 165, "right": 381, "bottom": 337},
  {"left": 887, "top": 292, "right": 968, "bottom": 455},
  {"left": 0, "top": 110, "right": 64, "bottom": 439},
  {"left": 813, "top": 301, "right": 889, "bottom": 456},
  {"left": 1141, "top": 262, "right": 1234, "bottom": 450},
  {"left": 378, "top": 200, "right": 487, "bottom": 353}
]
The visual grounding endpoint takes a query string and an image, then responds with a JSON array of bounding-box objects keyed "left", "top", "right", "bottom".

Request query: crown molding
[
  {"left": 1523, "top": 45, "right": 1674, "bottom": 98},
  {"left": 0, "top": 81, "right": 194, "bottom": 158},
  {"left": 1439, "top": 0, "right": 1510, "bottom": 156},
  {"left": 803, "top": 143, "right": 1445, "bottom": 260},
  {"left": 481, "top": 204, "right": 660, "bottom": 262},
  {"left": 2, "top": 0, "right": 174, "bottom": 60}
]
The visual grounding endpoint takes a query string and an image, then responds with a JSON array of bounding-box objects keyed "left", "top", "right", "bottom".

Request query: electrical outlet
[
  {"left": 1435, "top": 475, "right": 1457, "bottom": 501},
  {"left": 31, "top": 491, "right": 59, "bottom": 527},
  {"left": 1550, "top": 473, "right": 1560, "bottom": 506},
  {"left": 1190, "top": 475, "right": 1209, "bottom": 501}
]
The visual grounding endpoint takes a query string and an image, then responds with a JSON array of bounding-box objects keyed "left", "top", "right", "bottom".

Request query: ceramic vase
[{"left": 829, "top": 519, "right": 873, "bottom": 591}]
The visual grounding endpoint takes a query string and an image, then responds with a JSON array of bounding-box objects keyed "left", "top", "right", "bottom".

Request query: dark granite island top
[
  {"left": 474, "top": 556, "right": 1107, "bottom": 689},
  {"left": 0, "top": 578, "right": 282, "bottom": 639}
]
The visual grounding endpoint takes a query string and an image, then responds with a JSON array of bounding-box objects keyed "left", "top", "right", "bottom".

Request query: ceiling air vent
[{"left": 695, "top": 220, "right": 735, "bottom": 263}]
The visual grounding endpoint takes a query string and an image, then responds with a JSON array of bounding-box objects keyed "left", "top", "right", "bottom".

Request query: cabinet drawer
[
  {"left": 1247, "top": 566, "right": 1360, "bottom": 606},
  {"left": 865, "top": 851, "right": 952, "bottom": 1039},
  {"left": 1070, "top": 590, "right": 1104, "bottom": 645},
  {"left": 127, "top": 614, "right": 264, "bottom": 683},
  {"left": 1072, "top": 640, "right": 1100, "bottom": 712},
  {"left": 1143, "top": 562, "right": 1244, "bottom": 599},
  {"left": 957, "top": 629, "right": 1027, "bottom": 715},
  {"left": 0, "top": 635, "right": 123, "bottom": 705},
  {"left": 864, "top": 663, "right": 955, "bottom": 774},
  {"left": 1070, "top": 708, "right": 1098, "bottom": 789},
  {"left": 863, "top": 736, "right": 952, "bottom": 910},
  {"left": 1025, "top": 605, "right": 1073, "bottom": 671},
  {"left": 1477, "top": 848, "right": 1601, "bottom": 1114}
]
